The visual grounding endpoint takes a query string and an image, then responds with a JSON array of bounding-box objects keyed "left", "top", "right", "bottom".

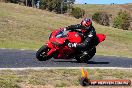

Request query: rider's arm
[
  {"left": 66, "top": 24, "right": 81, "bottom": 31},
  {"left": 75, "top": 27, "right": 96, "bottom": 48}
]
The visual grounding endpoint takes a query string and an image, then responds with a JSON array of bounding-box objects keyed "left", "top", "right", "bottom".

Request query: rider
[{"left": 65, "top": 18, "right": 99, "bottom": 50}]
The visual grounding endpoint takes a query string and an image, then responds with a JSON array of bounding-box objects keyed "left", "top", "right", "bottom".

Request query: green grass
[
  {"left": 0, "top": 2, "right": 80, "bottom": 49},
  {"left": 95, "top": 24, "right": 132, "bottom": 57},
  {"left": 0, "top": 69, "right": 131, "bottom": 88},
  {"left": 0, "top": 2, "right": 132, "bottom": 57}
]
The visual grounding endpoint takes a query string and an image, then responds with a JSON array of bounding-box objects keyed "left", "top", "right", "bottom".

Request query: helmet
[{"left": 81, "top": 18, "right": 92, "bottom": 28}]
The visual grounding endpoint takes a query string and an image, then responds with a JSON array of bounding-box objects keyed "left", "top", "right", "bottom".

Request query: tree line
[
  {"left": 92, "top": 11, "right": 132, "bottom": 30},
  {"left": 39, "top": 0, "right": 85, "bottom": 19},
  {"left": 2, "top": 0, "right": 131, "bottom": 30},
  {"left": 1, "top": 0, "right": 85, "bottom": 19}
]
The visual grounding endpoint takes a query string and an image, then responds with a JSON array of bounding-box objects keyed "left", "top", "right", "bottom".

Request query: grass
[
  {"left": 95, "top": 24, "right": 132, "bottom": 57},
  {"left": 0, "top": 69, "right": 131, "bottom": 88},
  {"left": 0, "top": 2, "right": 132, "bottom": 57},
  {"left": 0, "top": 2, "right": 80, "bottom": 49}
]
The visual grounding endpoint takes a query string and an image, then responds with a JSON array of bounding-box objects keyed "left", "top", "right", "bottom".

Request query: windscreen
[{"left": 56, "top": 29, "right": 68, "bottom": 38}]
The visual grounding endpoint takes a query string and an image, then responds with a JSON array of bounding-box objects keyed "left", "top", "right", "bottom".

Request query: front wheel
[{"left": 36, "top": 45, "right": 51, "bottom": 61}]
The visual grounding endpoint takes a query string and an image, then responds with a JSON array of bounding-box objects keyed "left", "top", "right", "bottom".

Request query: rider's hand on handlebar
[{"left": 68, "top": 43, "right": 77, "bottom": 48}]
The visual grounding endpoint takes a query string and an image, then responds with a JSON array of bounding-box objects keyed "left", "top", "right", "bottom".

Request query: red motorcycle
[{"left": 36, "top": 28, "right": 106, "bottom": 62}]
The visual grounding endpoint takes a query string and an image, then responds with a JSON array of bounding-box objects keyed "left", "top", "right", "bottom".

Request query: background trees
[
  {"left": 92, "top": 11, "right": 132, "bottom": 30},
  {"left": 113, "top": 10, "right": 131, "bottom": 30},
  {"left": 40, "top": 0, "right": 73, "bottom": 14},
  {"left": 92, "top": 12, "right": 110, "bottom": 26},
  {"left": 71, "top": 7, "right": 85, "bottom": 19}
]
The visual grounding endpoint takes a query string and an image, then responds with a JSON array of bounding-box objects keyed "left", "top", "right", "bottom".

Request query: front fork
[
  {"left": 47, "top": 48, "right": 56, "bottom": 56},
  {"left": 46, "top": 42, "right": 58, "bottom": 56}
]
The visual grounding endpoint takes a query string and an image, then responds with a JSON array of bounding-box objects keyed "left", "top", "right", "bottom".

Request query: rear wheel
[
  {"left": 76, "top": 47, "right": 96, "bottom": 63},
  {"left": 36, "top": 45, "right": 51, "bottom": 61},
  {"left": 88, "top": 47, "right": 96, "bottom": 60}
]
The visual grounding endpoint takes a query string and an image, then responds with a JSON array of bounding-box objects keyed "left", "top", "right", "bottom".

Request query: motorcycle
[{"left": 36, "top": 28, "right": 106, "bottom": 63}]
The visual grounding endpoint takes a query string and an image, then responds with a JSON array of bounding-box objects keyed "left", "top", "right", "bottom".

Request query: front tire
[{"left": 36, "top": 45, "right": 51, "bottom": 61}]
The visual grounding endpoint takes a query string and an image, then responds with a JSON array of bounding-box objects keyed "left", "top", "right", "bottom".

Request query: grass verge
[{"left": 0, "top": 69, "right": 132, "bottom": 88}]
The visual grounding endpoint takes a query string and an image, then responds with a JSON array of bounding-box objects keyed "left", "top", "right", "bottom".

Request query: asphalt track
[{"left": 0, "top": 49, "right": 132, "bottom": 68}]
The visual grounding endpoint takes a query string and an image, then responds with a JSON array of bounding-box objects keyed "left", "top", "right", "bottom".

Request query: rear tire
[
  {"left": 36, "top": 45, "right": 51, "bottom": 61},
  {"left": 76, "top": 47, "right": 96, "bottom": 63},
  {"left": 88, "top": 47, "right": 96, "bottom": 60}
]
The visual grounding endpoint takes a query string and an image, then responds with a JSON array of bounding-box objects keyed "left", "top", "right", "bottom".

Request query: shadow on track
[{"left": 53, "top": 60, "right": 109, "bottom": 64}]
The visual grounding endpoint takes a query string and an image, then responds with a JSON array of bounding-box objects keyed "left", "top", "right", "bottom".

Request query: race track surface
[{"left": 0, "top": 49, "right": 132, "bottom": 68}]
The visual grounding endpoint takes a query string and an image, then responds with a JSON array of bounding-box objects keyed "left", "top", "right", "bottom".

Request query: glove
[{"left": 68, "top": 43, "right": 77, "bottom": 48}]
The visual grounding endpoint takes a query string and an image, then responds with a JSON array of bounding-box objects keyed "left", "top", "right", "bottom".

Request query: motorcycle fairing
[
  {"left": 96, "top": 34, "right": 106, "bottom": 43},
  {"left": 46, "top": 29, "right": 106, "bottom": 59}
]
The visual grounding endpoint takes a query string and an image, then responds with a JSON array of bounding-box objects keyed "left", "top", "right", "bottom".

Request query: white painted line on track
[
  {"left": 0, "top": 48, "right": 37, "bottom": 51},
  {"left": 0, "top": 48, "right": 7, "bottom": 50},
  {"left": 0, "top": 67, "right": 132, "bottom": 70}
]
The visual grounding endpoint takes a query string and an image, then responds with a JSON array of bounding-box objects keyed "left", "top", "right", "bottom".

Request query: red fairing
[
  {"left": 96, "top": 34, "right": 106, "bottom": 43},
  {"left": 46, "top": 29, "right": 81, "bottom": 59},
  {"left": 57, "top": 46, "right": 75, "bottom": 59},
  {"left": 47, "top": 48, "right": 56, "bottom": 56},
  {"left": 49, "top": 29, "right": 82, "bottom": 44},
  {"left": 46, "top": 42, "right": 53, "bottom": 49},
  {"left": 45, "top": 28, "right": 106, "bottom": 59},
  {"left": 49, "top": 29, "right": 67, "bottom": 44},
  {"left": 68, "top": 32, "right": 82, "bottom": 43}
]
